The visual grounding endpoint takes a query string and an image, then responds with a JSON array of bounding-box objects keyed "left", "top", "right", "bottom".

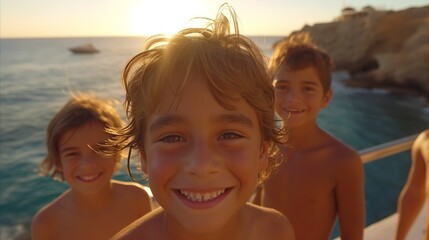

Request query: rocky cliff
[{"left": 286, "top": 5, "right": 429, "bottom": 99}]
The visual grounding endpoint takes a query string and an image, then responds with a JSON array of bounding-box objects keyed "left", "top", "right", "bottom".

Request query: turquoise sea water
[{"left": 0, "top": 36, "right": 428, "bottom": 239}]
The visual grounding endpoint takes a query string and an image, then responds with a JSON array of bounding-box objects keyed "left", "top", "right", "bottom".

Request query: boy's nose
[
  {"left": 81, "top": 154, "right": 96, "bottom": 163},
  {"left": 285, "top": 87, "right": 301, "bottom": 102},
  {"left": 184, "top": 142, "right": 220, "bottom": 177},
  {"left": 81, "top": 147, "right": 98, "bottom": 163}
]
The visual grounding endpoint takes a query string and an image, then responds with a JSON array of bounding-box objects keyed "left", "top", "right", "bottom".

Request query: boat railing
[
  {"left": 360, "top": 133, "right": 419, "bottom": 164},
  {"left": 336, "top": 133, "right": 422, "bottom": 239}
]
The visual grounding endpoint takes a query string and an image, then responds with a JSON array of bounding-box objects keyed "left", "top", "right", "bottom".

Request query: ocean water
[{"left": 0, "top": 36, "right": 428, "bottom": 239}]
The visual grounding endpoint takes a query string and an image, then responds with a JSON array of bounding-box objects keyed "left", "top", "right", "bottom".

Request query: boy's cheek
[
  {"left": 143, "top": 150, "right": 182, "bottom": 175},
  {"left": 274, "top": 94, "right": 289, "bottom": 107}
]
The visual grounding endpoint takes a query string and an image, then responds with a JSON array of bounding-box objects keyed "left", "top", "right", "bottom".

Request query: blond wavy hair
[{"left": 113, "top": 3, "right": 287, "bottom": 183}]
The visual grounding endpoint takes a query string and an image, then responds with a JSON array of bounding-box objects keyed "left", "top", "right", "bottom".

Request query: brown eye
[
  {"left": 161, "top": 135, "right": 185, "bottom": 143},
  {"left": 304, "top": 86, "right": 316, "bottom": 92},
  {"left": 219, "top": 132, "right": 242, "bottom": 140},
  {"left": 63, "top": 151, "right": 79, "bottom": 158}
]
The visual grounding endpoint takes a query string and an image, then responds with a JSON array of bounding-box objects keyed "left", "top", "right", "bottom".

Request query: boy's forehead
[
  {"left": 58, "top": 121, "right": 108, "bottom": 147},
  {"left": 274, "top": 66, "right": 321, "bottom": 82},
  {"left": 148, "top": 76, "right": 258, "bottom": 118}
]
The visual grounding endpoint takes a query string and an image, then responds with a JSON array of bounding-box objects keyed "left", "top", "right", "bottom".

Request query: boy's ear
[
  {"left": 321, "top": 89, "right": 332, "bottom": 108},
  {"left": 258, "top": 141, "right": 269, "bottom": 172},
  {"left": 139, "top": 148, "right": 148, "bottom": 174}
]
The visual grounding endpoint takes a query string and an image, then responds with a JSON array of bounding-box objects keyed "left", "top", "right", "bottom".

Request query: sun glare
[{"left": 128, "top": 0, "right": 209, "bottom": 36}]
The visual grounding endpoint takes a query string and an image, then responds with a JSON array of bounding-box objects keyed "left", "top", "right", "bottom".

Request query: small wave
[{"left": 0, "top": 224, "right": 30, "bottom": 240}]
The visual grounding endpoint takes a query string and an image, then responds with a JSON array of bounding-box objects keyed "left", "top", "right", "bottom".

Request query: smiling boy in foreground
[{"left": 110, "top": 4, "right": 294, "bottom": 240}]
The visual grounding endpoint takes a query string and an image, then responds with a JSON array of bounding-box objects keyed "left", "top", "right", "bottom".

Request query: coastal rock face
[{"left": 288, "top": 5, "right": 429, "bottom": 98}]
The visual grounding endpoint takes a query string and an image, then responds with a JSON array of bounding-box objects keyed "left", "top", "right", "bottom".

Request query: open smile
[
  {"left": 175, "top": 187, "right": 233, "bottom": 208},
  {"left": 77, "top": 172, "right": 102, "bottom": 182},
  {"left": 179, "top": 189, "right": 227, "bottom": 202},
  {"left": 285, "top": 108, "right": 305, "bottom": 114}
]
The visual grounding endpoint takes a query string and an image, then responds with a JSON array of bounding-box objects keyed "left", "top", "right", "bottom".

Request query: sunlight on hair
[{"left": 128, "top": 0, "right": 212, "bottom": 36}]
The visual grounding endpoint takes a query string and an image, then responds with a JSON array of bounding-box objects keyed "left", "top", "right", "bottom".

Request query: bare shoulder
[
  {"left": 112, "top": 180, "right": 151, "bottom": 199},
  {"left": 419, "top": 129, "right": 429, "bottom": 138},
  {"left": 321, "top": 131, "right": 361, "bottom": 166},
  {"left": 245, "top": 203, "right": 295, "bottom": 240},
  {"left": 112, "top": 207, "right": 164, "bottom": 240},
  {"left": 32, "top": 204, "right": 55, "bottom": 239},
  {"left": 414, "top": 129, "right": 429, "bottom": 146},
  {"left": 33, "top": 190, "right": 69, "bottom": 221},
  {"left": 31, "top": 191, "right": 69, "bottom": 239},
  {"left": 112, "top": 180, "right": 152, "bottom": 211},
  {"left": 414, "top": 129, "right": 429, "bottom": 161}
]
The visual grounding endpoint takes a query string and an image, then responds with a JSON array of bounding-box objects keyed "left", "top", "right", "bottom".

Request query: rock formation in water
[{"left": 285, "top": 5, "right": 429, "bottom": 99}]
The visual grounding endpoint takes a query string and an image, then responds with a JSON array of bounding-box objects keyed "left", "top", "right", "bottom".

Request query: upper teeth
[
  {"left": 179, "top": 189, "right": 226, "bottom": 202},
  {"left": 80, "top": 174, "right": 99, "bottom": 181}
]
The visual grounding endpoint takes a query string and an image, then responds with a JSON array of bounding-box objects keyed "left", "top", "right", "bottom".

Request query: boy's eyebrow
[
  {"left": 149, "top": 113, "right": 254, "bottom": 133},
  {"left": 60, "top": 146, "right": 78, "bottom": 153},
  {"left": 275, "top": 79, "right": 320, "bottom": 86},
  {"left": 149, "top": 115, "right": 185, "bottom": 133},
  {"left": 215, "top": 113, "right": 254, "bottom": 128},
  {"left": 302, "top": 80, "right": 320, "bottom": 86},
  {"left": 60, "top": 140, "right": 108, "bottom": 153},
  {"left": 273, "top": 79, "right": 287, "bottom": 84}
]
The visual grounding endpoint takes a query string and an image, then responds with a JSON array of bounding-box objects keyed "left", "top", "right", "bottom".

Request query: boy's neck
[
  {"left": 69, "top": 181, "right": 114, "bottom": 212},
  {"left": 287, "top": 123, "right": 323, "bottom": 149}
]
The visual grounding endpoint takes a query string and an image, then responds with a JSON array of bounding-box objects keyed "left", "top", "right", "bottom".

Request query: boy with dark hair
[{"left": 255, "top": 40, "right": 365, "bottom": 240}]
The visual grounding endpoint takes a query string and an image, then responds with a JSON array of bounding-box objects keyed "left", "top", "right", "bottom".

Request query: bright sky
[{"left": 1, "top": 0, "right": 427, "bottom": 38}]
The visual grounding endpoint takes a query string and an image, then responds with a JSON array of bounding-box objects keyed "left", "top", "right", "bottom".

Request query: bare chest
[{"left": 265, "top": 150, "right": 337, "bottom": 202}]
